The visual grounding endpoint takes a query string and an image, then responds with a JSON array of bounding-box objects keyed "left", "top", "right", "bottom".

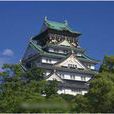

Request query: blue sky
[{"left": 0, "top": 1, "right": 114, "bottom": 68}]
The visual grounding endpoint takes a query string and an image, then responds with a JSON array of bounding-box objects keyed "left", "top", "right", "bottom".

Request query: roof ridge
[{"left": 45, "top": 19, "right": 66, "bottom": 25}]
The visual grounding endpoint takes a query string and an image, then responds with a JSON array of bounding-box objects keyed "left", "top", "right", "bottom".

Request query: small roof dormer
[
  {"left": 54, "top": 53, "right": 87, "bottom": 70},
  {"left": 58, "top": 39, "right": 73, "bottom": 47},
  {"left": 46, "top": 70, "right": 63, "bottom": 82}
]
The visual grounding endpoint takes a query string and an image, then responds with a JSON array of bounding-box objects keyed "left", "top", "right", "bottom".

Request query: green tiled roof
[
  {"left": 29, "top": 40, "right": 99, "bottom": 64},
  {"left": 77, "top": 54, "right": 99, "bottom": 64},
  {"left": 30, "top": 40, "right": 65, "bottom": 58},
  {"left": 43, "top": 43, "right": 85, "bottom": 53},
  {"left": 37, "top": 64, "right": 97, "bottom": 75},
  {"left": 30, "top": 40, "right": 44, "bottom": 53},
  {"left": 45, "top": 18, "right": 81, "bottom": 34},
  {"left": 82, "top": 54, "right": 99, "bottom": 63}
]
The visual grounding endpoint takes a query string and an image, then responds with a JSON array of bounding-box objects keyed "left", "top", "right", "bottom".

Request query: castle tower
[{"left": 21, "top": 17, "right": 99, "bottom": 95}]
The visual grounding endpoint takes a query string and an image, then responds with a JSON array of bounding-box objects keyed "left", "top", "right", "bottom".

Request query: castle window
[
  {"left": 62, "top": 66, "right": 67, "bottom": 68},
  {"left": 77, "top": 89, "right": 82, "bottom": 94},
  {"left": 49, "top": 59, "right": 51, "bottom": 63},
  {"left": 54, "top": 49, "right": 58, "bottom": 53},
  {"left": 45, "top": 58, "right": 51, "bottom": 63},
  {"left": 62, "top": 74, "right": 64, "bottom": 79},
  {"left": 46, "top": 59, "right": 48, "bottom": 63},
  {"left": 68, "top": 64, "right": 77, "bottom": 69},
  {"left": 81, "top": 76, "right": 86, "bottom": 81},
  {"left": 64, "top": 50, "right": 67, "bottom": 54},
  {"left": 71, "top": 89, "right": 76, "bottom": 92},
  {"left": 60, "top": 74, "right": 64, "bottom": 79},
  {"left": 71, "top": 75, "right": 75, "bottom": 80}
]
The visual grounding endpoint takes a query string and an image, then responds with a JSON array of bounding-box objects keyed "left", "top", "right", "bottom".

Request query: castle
[{"left": 21, "top": 17, "right": 99, "bottom": 95}]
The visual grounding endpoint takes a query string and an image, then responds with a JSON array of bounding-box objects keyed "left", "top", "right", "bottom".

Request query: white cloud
[
  {"left": 0, "top": 49, "right": 15, "bottom": 68},
  {"left": 2, "top": 49, "right": 14, "bottom": 57}
]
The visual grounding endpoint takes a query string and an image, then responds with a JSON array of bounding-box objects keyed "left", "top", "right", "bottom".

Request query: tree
[
  {"left": 2, "top": 55, "right": 114, "bottom": 113},
  {"left": 0, "top": 64, "right": 45, "bottom": 112},
  {"left": 87, "top": 72, "right": 114, "bottom": 112},
  {"left": 43, "top": 80, "right": 58, "bottom": 98},
  {"left": 0, "top": 63, "right": 68, "bottom": 113},
  {"left": 71, "top": 94, "right": 90, "bottom": 113},
  {"left": 24, "top": 67, "right": 44, "bottom": 82},
  {"left": 60, "top": 94, "right": 75, "bottom": 102},
  {"left": 71, "top": 55, "right": 114, "bottom": 113},
  {"left": 99, "top": 55, "right": 114, "bottom": 73},
  {"left": 86, "top": 55, "right": 114, "bottom": 112}
]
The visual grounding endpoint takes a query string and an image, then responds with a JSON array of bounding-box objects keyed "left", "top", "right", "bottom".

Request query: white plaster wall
[
  {"left": 86, "top": 76, "right": 91, "bottom": 81},
  {"left": 48, "top": 48, "right": 54, "bottom": 52},
  {"left": 90, "top": 65, "right": 95, "bottom": 70},
  {"left": 57, "top": 90, "right": 65, "bottom": 94},
  {"left": 57, "top": 89, "right": 88, "bottom": 96},
  {"left": 51, "top": 60, "right": 58, "bottom": 64},
  {"left": 77, "top": 53, "right": 82, "bottom": 56},
  {"left": 59, "top": 72, "right": 91, "bottom": 82},
  {"left": 41, "top": 58, "right": 45, "bottom": 63},
  {"left": 58, "top": 50, "right": 64, "bottom": 54},
  {"left": 82, "top": 90, "right": 88, "bottom": 95},
  {"left": 41, "top": 58, "right": 58, "bottom": 64},
  {"left": 64, "top": 89, "right": 71, "bottom": 94},
  {"left": 86, "top": 64, "right": 95, "bottom": 70},
  {"left": 49, "top": 48, "right": 66, "bottom": 54},
  {"left": 64, "top": 74, "right": 71, "bottom": 79},
  {"left": 75, "top": 75, "right": 81, "bottom": 81},
  {"left": 45, "top": 72, "right": 50, "bottom": 76}
]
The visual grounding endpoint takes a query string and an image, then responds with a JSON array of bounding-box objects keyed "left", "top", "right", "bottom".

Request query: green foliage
[
  {"left": 70, "top": 55, "right": 114, "bottom": 113},
  {"left": 87, "top": 72, "right": 114, "bottom": 112},
  {"left": 24, "top": 67, "right": 44, "bottom": 82},
  {"left": 43, "top": 80, "right": 58, "bottom": 98},
  {"left": 99, "top": 55, "right": 114, "bottom": 73},
  {"left": 45, "top": 95, "right": 69, "bottom": 113},
  {"left": 71, "top": 94, "right": 90, "bottom": 113},
  {"left": 20, "top": 95, "right": 68, "bottom": 113},
  {"left": 2, "top": 64, "right": 23, "bottom": 77},
  {"left": 0, "top": 63, "right": 68, "bottom": 113},
  {"left": 60, "top": 94, "right": 75, "bottom": 102},
  {"left": 1, "top": 55, "right": 114, "bottom": 113}
]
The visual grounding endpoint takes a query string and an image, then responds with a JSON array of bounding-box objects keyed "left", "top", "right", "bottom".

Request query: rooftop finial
[
  {"left": 44, "top": 16, "right": 48, "bottom": 21},
  {"left": 64, "top": 20, "right": 68, "bottom": 26}
]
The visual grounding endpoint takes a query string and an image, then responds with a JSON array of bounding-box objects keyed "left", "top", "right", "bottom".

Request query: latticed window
[
  {"left": 64, "top": 50, "right": 67, "bottom": 54},
  {"left": 68, "top": 64, "right": 77, "bottom": 69},
  {"left": 71, "top": 75, "right": 75, "bottom": 79},
  {"left": 60, "top": 74, "right": 64, "bottom": 79},
  {"left": 81, "top": 76, "right": 86, "bottom": 81},
  {"left": 46, "top": 58, "right": 51, "bottom": 63},
  {"left": 46, "top": 59, "right": 48, "bottom": 62},
  {"left": 77, "top": 89, "right": 82, "bottom": 94}
]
